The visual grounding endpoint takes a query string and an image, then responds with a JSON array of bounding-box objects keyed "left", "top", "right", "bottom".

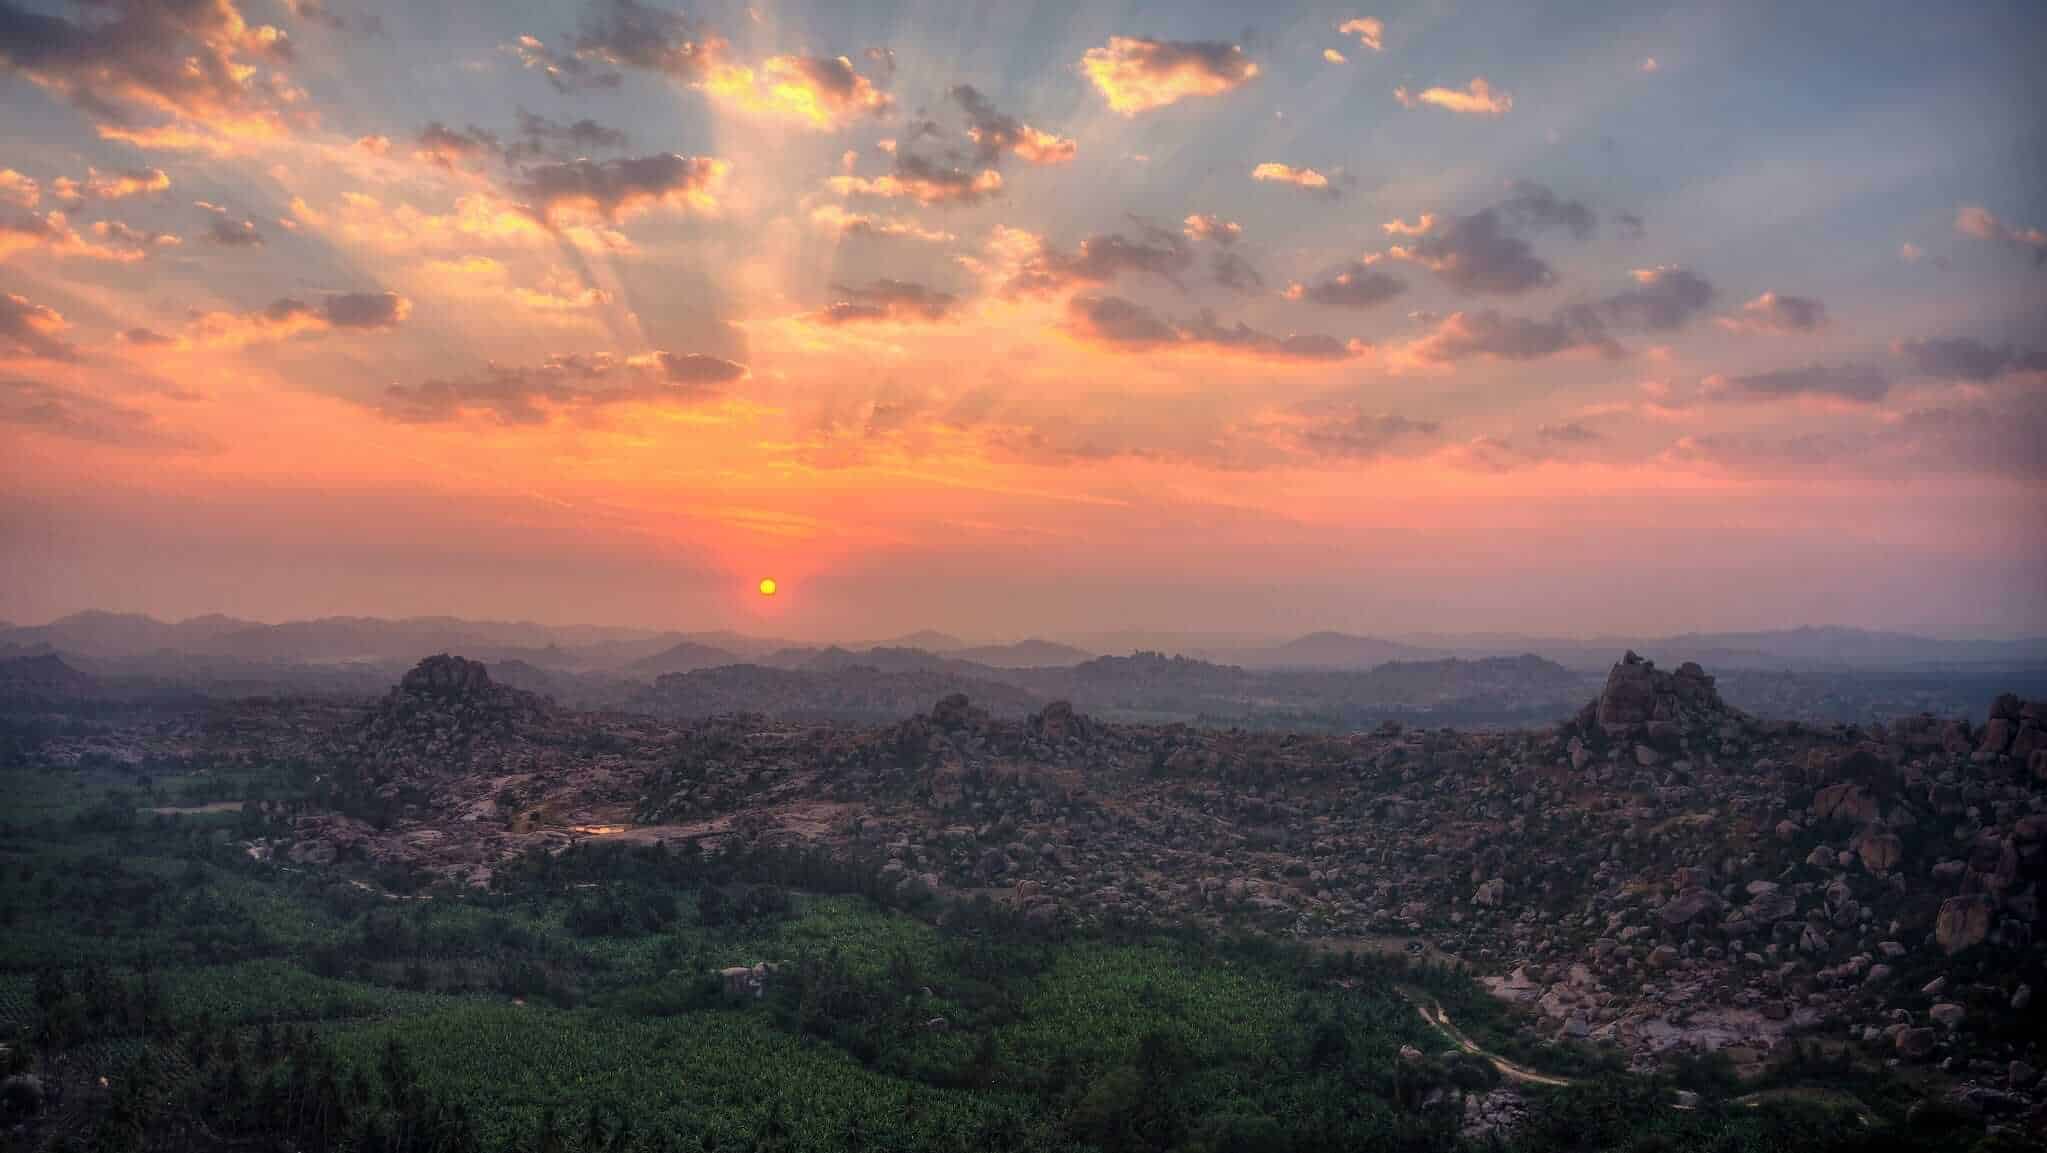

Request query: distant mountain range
[{"left": 3, "top": 613, "right": 2042, "bottom": 683}]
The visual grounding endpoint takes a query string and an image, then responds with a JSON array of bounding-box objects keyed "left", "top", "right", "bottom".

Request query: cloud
[
  {"left": 0, "top": 291, "right": 76, "bottom": 359},
  {"left": 118, "top": 326, "right": 175, "bottom": 346},
  {"left": 701, "top": 54, "right": 892, "bottom": 130},
  {"left": 1394, "top": 77, "right": 1512, "bottom": 116},
  {"left": 951, "top": 85, "right": 1075, "bottom": 166},
  {"left": 0, "top": 375, "right": 198, "bottom": 449},
  {"left": 2, "top": 209, "right": 162, "bottom": 261},
  {"left": 1337, "top": 17, "right": 1384, "bottom": 51},
  {"left": 505, "top": 34, "right": 622, "bottom": 92},
  {"left": 1182, "top": 214, "right": 1241, "bottom": 245},
  {"left": 1640, "top": 56, "right": 1659, "bottom": 73},
  {"left": 413, "top": 121, "right": 501, "bottom": 169},
  {"left": 0, "top": 169, "right": 37, "bottom": 208},
  {"left": 816, "top": 278, "right": 957, "bottom": 324},
  {"left": 572, "top": 0, "right": 718, "bottom": 81},
  {"left": 1954, "top": 203, "right": 2046, "bottom": 265},
  {"left": 1894, "top": 336, "right": 2047, "bottom": 382},
  {"left": 1209, "top": 250, "right": 1263, "bottom": 293},
  {"left": 41, "top": 166, "right": 171, "bottom": 204},
  {"left": 1385, "top": 183, "right": 1594, "bottom": 294},
  {"left": 513, "top": 153, "right": 727, "bottom": 224},
  {"left": 1323, "top": 48, "right": 1346, "bottom": 65},
  {"left": 188, "top": 292, "right": 411, "bottom": 347},
  {"left": 1711, "top": 362, "right": 1889, "bottom": 403},
  {"left": 808, "top": 203, "right": 952, "bottom": 243},
  {"left": 1718, "top": 290, "right": 1826, "bottom": 334},
  {"left": 1897, "top": 242, "right": 1922, "bottom": 264},
  {"left": 197, "top": 201, "right": 264, "bottom": 246},
  {"left": 829, "top": 159, "right": 1002, "bottom": 205},
  {"left": 1006, "top": 223, "right": 1194, "bottom": 294},
  {"left": 0, "top": 0, "right": 308, "bottom": 150},
  {"left": 1284, "top": 260, "right": 1407, "bottom": 309},
  {"left": 1389, "top": 213, "right": 1546, "bottom": 294},
  {"left": 1601, "top": 266, "right": 1715, "bottom": 331},
  {"left": 1537, "top": 420, "right": 1601, "bottom": 444},
  {"left": 1614, "top": 211, "right": 1646, "bottom": 240},
  {"left": 1498, "top": 181, "right": 1595, "bottom": 239},
  {"left": 507, "top": 109, "right": 628, "bottom": 163},
  {"left": 1082, "top": 36, "right": 1258, "bottom": 115},
  {"left": 1068, "top": 295, "right": 1362, "bottom": 362},
  {"left": 373, "top": 349, "right": 745, "bottom": 425},
  {"left": 1291, "top": 408, "right": 1440, "bottom": 461},
  {"left": 1252, "top": 163, "right": 1339, "bottom": 197},
  {"left": 1406, "top": 306, "right": 1618, "bottom": 362}
]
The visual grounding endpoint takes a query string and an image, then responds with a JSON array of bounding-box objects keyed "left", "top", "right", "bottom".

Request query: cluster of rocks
[{"left": 39, "top": 652, "right": 2046, "bottom": 1123}]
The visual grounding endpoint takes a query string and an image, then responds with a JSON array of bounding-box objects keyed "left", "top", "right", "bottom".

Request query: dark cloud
[
  {"left": 0, "top": 0, "right": 302, "bottom": 143},
  {"left": 1600, "top": 266, "right": 1715, "bottom": 331},
  {"left": 414, "top": 122, "right": 500, "bottom": 169},
  {"left": 512, "top": 153, "right": 725, "bottom": 223},
  {"left": 1895, "top": 337, "right": 2047, "bottom": 382},
  {"left": 508, "top": 109, "right": 628, "bottom": 163},
  {"left": 1210, "top": 250, "right": 1263, "bottom": 293},
  {"left": 1069, "top": 295, "right": 1359, "bottom": 361},
  {"left": 0, "top": 375, "right": 198, "bottom": 449},
  {"left": 1390, "top": 209, "right": 1552, "bottom": 295},
  {"left": 950, "top": 84, "right": 1075, "bottom": 166},
  {"left": 818, "top": 278, "right": 958, "bottom": 324},
  {"left": 118, "top": 326, "right": 174, "bottom": 346},
  {"left": 374, "top": 350, "right": 744, "bottom": 425},
  {"left": 1068, "top": 295, "right": 1178, "bottom": 346},
  {"left": 1879, "top": 391, "right": 2047, "bottom": 479},
  {"left": 573, "top": 0, "right": 719, "bottom": 80},
  {"left": 1536, "top": 421, "right": 1601, "bottom": 444},
  {"left": 1286, "top": 261, "right": 1407, "bottom": 309},
  {"left": 1718, "top": 362, "right": 1889, "bottom": 403},
  {"left": 1499, "top": 182, "right": 1596, "bottom": 240},
  {"left": 1292, "top": 407, "right": 1440, "bottom": 459},
  {"left": 1614, "top": 211, "right": 1645, "bottom": 240},
  {"left": 1389, "top": 183, "right": 1596, "bottom": 295},
  {"left": 1722, "top": 290, "right": 1826, "bottom": 333},
  {"left": 1010, "top": 223, "right": 1194, "bottom": 294},
  {"left": 321, "top": 292, "right": 409, "bottom": 329},
  {"left": 1409, "top": 306, "right": 1618, "bottom": 362},
  {"left": 198, "top": 201, "right": 263, "bottom": 246},
  {"left": 0, "top": 291, "right": 76, "bottom": 359},
  {"left": 505, "top": 34, "right": 623, "bottom": 92}
]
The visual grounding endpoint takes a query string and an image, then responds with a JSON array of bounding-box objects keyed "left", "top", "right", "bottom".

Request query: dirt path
[{"left": 1407, "top": 995, "right": 1576, "bottom": 1088}]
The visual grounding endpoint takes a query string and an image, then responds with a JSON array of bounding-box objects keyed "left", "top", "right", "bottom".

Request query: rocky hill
[{"left": 16, "top": 651, "right": 2045, "bottom": 1120}]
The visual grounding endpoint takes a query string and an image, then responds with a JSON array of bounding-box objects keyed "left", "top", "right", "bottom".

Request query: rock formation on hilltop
[{"left": 340, "top": 655, "right": 554, "bottom": 788}]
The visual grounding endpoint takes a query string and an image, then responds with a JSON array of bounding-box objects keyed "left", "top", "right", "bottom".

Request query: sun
[{"left": 757, "top": 577, "right": 777, "bottom": 597}]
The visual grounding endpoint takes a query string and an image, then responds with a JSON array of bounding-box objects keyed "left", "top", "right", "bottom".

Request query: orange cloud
[
  {"left": 1394, "top": 77, "right": 1513, "bottom": 116},
  {"left": 1182, "top": 214, "right": 1241, "bottom": 244},
  {"left": 701, "top": 55, "right": 892, "bottom": 130},
  {"left": 1, "top": 210, "right": 160, "bottom": 262},
  {"left": 1251, "top": 163, "right": 1335, "bottom": 195},
  {"left": 1338, "top": 17, "right": 1385, "bottom": 51},
  {"left": 0, "top": 170, "right": 40, "bottom": 208},
  {"left": 1082, "top": 37, "right": 1259, "bottom": 114},
  {"left": 828, "top": 168, "right": 1002, "bottom": 205},
  {"left": 187, "top": 293, "right": 411, "bottom": 348},
  {"left": 1383, "top": 213, "right": 1434, "bottom": 236},
  {"left": 808, "top": 204, "right": 954, "bottom": 243},
  {"left": 0, "top": 0, "right": 312, "bottom": 152},
  {"left": 1, "top": 291, "right": 77, "bottom": 359},
  {"left": 1323, "top": 48, "right": 1348, "bottom": 65}
]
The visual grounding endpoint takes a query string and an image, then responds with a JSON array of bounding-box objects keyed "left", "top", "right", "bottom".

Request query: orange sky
[{"left": 2, "top": 0, "right": 2043, "bottom": 639}]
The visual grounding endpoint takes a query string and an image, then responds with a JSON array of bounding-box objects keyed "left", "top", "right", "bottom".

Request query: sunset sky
[{"left": 2, "top": 0, "right": 2044, "bottom": 641}]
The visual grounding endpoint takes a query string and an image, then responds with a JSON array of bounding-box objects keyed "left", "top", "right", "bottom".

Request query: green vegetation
[{"left": 0, "top": 755, "right": 2017, "bottom": 1151}]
